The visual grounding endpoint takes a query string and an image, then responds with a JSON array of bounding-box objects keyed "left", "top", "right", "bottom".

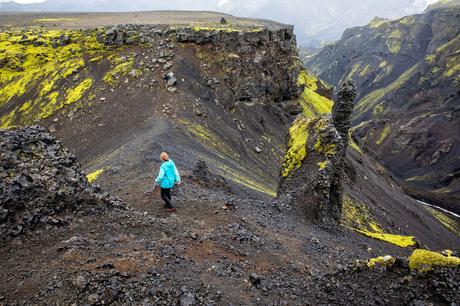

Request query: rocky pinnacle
[
  {"left": 329, "top": 78, "right": 357, "bottom": 221},
  {"left": 332, "top": 78, "right": 357, "bottom": 152}
]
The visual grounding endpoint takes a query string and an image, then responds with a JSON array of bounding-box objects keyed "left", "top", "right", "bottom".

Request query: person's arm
[
  {"left": 155, "top": 165, "right": 165, "bottom": 184},
  {"left": 174, "top": 165, "right": 181, "bottom": 184}
]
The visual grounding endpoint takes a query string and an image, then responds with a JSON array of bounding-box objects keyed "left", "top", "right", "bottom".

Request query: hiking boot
[{"left": 165, "top": 208, "right": 177, "bottom": 213}]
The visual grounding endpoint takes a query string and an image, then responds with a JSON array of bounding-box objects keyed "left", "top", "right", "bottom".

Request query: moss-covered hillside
[{"left": 306, "top": 5, "right": 460, "bottom": 211}]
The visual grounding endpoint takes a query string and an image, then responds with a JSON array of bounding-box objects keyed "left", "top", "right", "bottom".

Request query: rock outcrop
[
  {"left": 96, "top": 24, "right": 301, "bottom": 104},
  {"left": 0, "top": 126, "right": 124, "bottom": 242},
  {"left": 176, "top": 25, "right": 302, "bottom": 101},
  {"left": 278, "top": 80, "right": 357, "bottom": 222}
]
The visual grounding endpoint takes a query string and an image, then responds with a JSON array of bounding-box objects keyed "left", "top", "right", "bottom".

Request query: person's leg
[
  {"left": 167, "top": 188, "right": 172, "bottom": 201},
  {"left": 165, "top": 188, "right": 174, "bottom": 208},
  {"left": 161, "top": 188, "right": 173, "bottom": 208}
]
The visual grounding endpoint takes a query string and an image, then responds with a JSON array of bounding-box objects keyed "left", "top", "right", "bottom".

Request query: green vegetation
[
  {"left": 296, "top": 70, "right": 333, "bottom": 117},
  {"left": 34, "top": 18, "right": 78, "bottom": 22},
  {"left": 424, "top": 206, "right": 460, "bottom": 236},
  {"left": 348, "top": 131, "right": 364, "bottom": 155},
  {"left": 399, "top": 16, "right": 416, "bottom": 25},
  {"left": 409, "top": 249, "right": 460, "bottom": 272},
  {"left": 341, "top": 193, "right": 380, "bottom": 231},
  {"left": 179, "top": 118, "right": 277, "bottom": 196},
  {"left": 0, "top": 28, "right": 106, "bottom": 127},
  {"left": 218, "top": 164, "right": 277, "bottom": 197},
  {"left": 373, "top": 104, "right": 385, "bottom": 117},
  {"left": 376, "top": 123, "right": 391, "bottom": 145},
  {"left": 368, "top": 18, "right": 389, "bottom": 28},
  {"left": 281, "top": 116, "right": 310, "bottom": 178},
  {"left": 103, "top": 56, "right": 140, "bottom": 86},
  {"left": 356, "top": 63, "right": 419, "bottom": 116},
  {"left": 314, "top": 118, "right": 337, "bottom": 158},
  {"left": 355, "top": 229, "right": 416, "bottom": 247},
  {"left": 342, "top": 194, "right": 416, "bottom": 248},
  {"left": 87, "top": 168, "right": 106, "bottom": 183},
  {"left": 359, "top": 64, "right": 372, "bottom": 77},
  {"left": 367, "top": 255, "right": 395, "bottom": 269}
]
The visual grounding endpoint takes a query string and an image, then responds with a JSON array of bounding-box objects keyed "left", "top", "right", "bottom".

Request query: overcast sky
[
  {"left": 0, "top": 0, "right": 441, "bottom": 4},
  {"left": 0, "top": 0, "right": 45, "bottom": 2}
]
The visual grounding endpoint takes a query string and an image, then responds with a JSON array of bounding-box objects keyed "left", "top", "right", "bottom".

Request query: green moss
[
  {"left": 425, "top": 54, "right": 436, "bottom": 64},
  {"left": 387, "top": 39, "right": 402, "bottom": 54},
  {"left": 282, "top": 116, "right": 310, "bottom": 177},
  {"left": 103, "top": 58, "right": 135, "bottom": 85},
  {"left": 218, "top": 164, "right": 276, "bottom": 197},
  {"left": 178, "top": 118, "right": 276, "bottom": 196},
  {"left": 409, "top": 249, "right": 460, "bottom": 272},
  {"left": 314, "top": 137, "right": 336, "bottom": 157},
  {"left": 424, "top": 206, "right": 460, "bottom": 236},
  {"left": 376, "top": 123, "right": 391, "bottom": 145},
  {"left": 373, "top": 104, "right": 385, "bottom": 117},
  {"left": 0, "top": 28, "right": 106, "bottom": 127},
  {"left": 342, "top": 194, "right": 416, "bottom": 247},
  {"left": 317, "top": 161, "right": 329, "bottom": 170},
  {"left": 389, "top": 29, "right": 402, "bottom": 39},
  {"left": 367, "top": 255, "right": 395, "bottom": 269},
  {"left": 297, "top": 70, "right": 333, "bottom": 118},
  {"left": 341, "top": 193, "right": 380, "bottom": 231},
  {"left": 87, "top": 168, "right": 105, "bottom": 183},
  {"left": 355, "top": 229, "right": 416, "bottom": 247},
  {"left": 348, "top": 130, "right": 364, "bottom": 155},
  {"left": 35, "top": 18, "right": 78, "bottom": 22},
  {"left": 399, "top": 16, "right": 416, "bottom": 25},
  {"left": 359, "top": 64, "right": 372, "bottom": 77},
  {"left": 347, "top": 63, "right": 360, "bottom": 79},
  {"left": 356, "top": 63, "right": 419, "bottom": 115},
  {"left": 297, "top": 69, "right": 318, "bottom": 91},
  {"left": 445, "top": 62, "right": 460, "bottom": 78},
  {"left": 368, "top": 18, "right": 389, "bottom": 28}
]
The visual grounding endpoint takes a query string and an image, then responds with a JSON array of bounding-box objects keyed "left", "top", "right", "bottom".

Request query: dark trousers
[{"left": 160, "top": 188, "right": 173, "bottom": 208}]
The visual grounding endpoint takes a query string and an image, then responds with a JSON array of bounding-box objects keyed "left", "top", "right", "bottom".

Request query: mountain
[
  {"left": 306, "top": 4, "right": 460, "bottom": 211},
  {"left": 0, "top": 0, "right": 433, "bottom": 46},
  {"left": 251, "top": 0, "right": 430, "bottom": 46},
  {"left": 425, "top": 0, "right": 460, "bottom": 11}
]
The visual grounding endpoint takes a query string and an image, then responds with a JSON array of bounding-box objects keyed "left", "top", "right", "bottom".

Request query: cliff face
[
  {"left": 176, "top": 25, "right": 301, "bottom": 102},
  {"left": 306, "top": 5, "right": 460, "bottom": 211}
]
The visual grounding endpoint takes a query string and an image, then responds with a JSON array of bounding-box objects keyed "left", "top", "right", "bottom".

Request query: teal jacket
[{"left": 155, "top": 159, "right": 181, "bottom": 189}]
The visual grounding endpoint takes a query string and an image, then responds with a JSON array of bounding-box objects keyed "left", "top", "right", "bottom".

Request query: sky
[
  {"left": 0, "top": 0, "right": 441, "bottom": 4},
  {"left": 0, "top": 0, "right": 45, "bottom": 2}
]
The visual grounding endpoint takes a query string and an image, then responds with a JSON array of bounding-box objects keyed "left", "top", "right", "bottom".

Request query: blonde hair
[{"left": 160, "top": 152, "right": 169, "bottom": 161}]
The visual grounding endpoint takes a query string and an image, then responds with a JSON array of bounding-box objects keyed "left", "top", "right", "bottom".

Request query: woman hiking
[{"left": 155, "top": 152, "right": 181, "bottom": 212}]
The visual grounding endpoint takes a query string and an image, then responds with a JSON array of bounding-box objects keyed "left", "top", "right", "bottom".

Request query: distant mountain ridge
[
  {"left": 306, "top": 4, "right": 460, "bottom": 211},
  {"left": 0, "top": 0, "right": 433, "bottom": 46}
]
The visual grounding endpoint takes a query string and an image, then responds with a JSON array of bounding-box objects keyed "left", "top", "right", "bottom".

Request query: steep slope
[{"left": 306, "top": 5, "right": 460, "bottom": 211}]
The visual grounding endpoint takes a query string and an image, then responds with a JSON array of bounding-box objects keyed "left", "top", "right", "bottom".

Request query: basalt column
[
  {"left": 278, "top": 79, "right": 357, "bottom": 223},
  {"left": 329, "top": 79, "right": 357, "bottom": 220}
]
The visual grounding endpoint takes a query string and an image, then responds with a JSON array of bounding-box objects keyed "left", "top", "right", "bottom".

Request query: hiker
[{"left": 155, "top": 152, "right": 181, "bottom": 212}]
